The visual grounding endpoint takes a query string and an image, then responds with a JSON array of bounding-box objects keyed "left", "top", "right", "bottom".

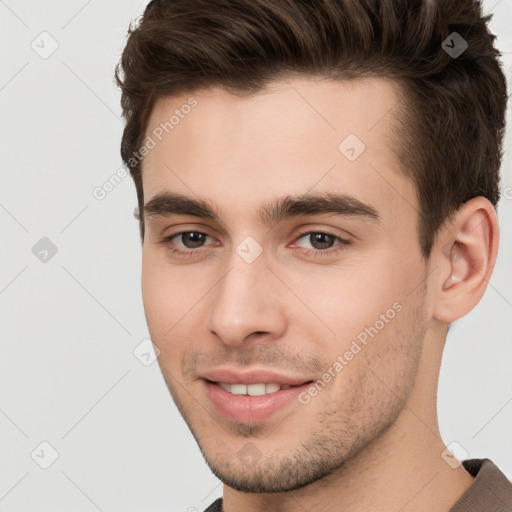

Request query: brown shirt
[
  {"left": 203, "top": 459, "right": 512, "bottom": 512},
  {"left": 449, "top": 459, "right": 512, "bottom": 511}
]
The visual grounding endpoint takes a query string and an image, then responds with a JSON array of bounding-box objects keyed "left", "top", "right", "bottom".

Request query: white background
[{"left": 1, "top": 0, "right": 511, "bottom": 510}]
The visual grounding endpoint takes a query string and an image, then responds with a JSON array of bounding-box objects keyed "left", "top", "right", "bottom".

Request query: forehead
[{"left": 141, "top": 76, "right": 416, "bottom": 225}]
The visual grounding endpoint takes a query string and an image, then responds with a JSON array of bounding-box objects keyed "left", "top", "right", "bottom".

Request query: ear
[{"left": 432, "top": 197, "right": 499, "bottom": 323}]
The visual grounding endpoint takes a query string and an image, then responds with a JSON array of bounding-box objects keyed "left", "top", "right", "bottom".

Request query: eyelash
[{"left": 158, "top": 229, "right": 351, "bottom": 258}]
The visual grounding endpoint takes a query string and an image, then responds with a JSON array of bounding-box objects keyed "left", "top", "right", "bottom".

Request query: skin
[{"left": 139, "top": 76, "right": 498, "bottom": 512}]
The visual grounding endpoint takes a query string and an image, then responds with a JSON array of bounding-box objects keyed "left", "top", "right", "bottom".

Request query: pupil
[{"left": 311, "top": 233, "right": 333, "bottom": 250}]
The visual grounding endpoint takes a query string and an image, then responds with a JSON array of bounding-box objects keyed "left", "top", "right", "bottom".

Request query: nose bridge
[{"left": 206, "top": 244, "right": 286, "bottom": 346}]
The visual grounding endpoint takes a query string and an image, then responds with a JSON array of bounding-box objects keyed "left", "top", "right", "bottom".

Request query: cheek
[
  {"left": 304, "top": 293, "right": 424, "bottom": 423},
  {"left": 141, "top": 262, "right": 186, "bottom": 377},
  {"left": 140, "top": 252, "right": 185, "bottom": 340},
  {"left": 283, "top": 253, "right": 423, "bottom": 386},
  {"left": 142, "top": 250, "right": 183, "bottom": 315},
  {"left": 141, "top": 253, "right": 215, "bottom": 354},
  {"left": 284, "top": 260, "right": 403, "bottom": 339},
  {"left": 141, "top": 258, "right": 166, "bottom": 332}
]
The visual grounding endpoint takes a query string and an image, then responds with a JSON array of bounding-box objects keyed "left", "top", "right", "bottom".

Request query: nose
[{"left": 206, "top": 249, "right": 287, "bottom": 347}]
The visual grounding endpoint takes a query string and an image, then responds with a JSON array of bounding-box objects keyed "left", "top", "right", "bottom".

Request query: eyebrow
[{"left": 143, "top": 191, "right": 379, "bottom": 227}]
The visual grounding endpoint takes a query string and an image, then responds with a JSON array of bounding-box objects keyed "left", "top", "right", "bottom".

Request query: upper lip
[{"left": 201, "top": 367, "right": 314, "bottom": 386}]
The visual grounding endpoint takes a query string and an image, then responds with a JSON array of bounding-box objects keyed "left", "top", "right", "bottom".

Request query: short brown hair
[{"left": 114, "top": 0, "right": 508, "bottom": 257}]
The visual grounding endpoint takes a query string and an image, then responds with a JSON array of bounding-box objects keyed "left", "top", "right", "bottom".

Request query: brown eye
[
  {"left": 295, "top": 231, "right": 347, "bottom": 251},
  {"left": 179, "top": 231, "right": 208, "bottom": 248},
  {"left": 159, "top": 230, "right": 216, "bottom": 255},
  {"left": 292, "top": 230, "right": 351, "bottom": 259},
  {"left": 307, "top": 232, "right": 336, "bottom": 250}
]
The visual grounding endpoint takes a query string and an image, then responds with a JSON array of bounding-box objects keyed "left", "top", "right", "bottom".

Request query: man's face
[{"left": 140, "top": 77, "right": 431, "bottom": 492}]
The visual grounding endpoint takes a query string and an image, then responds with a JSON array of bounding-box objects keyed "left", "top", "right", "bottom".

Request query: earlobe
[{"left": 433, "top": 197, "right": 499, "bottom": 323}]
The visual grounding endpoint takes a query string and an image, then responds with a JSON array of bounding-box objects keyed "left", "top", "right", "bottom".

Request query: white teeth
[
  {"left": 247, "top": 384, "right": 266, "bottom": 396},
  {"left": 265, "top": 383, "right": 281, "bottom": 393},
  {"left": 230, "top": 384, "right": 247, "bottom": 395},
  {"left": 217, "top": 382, "right": 286, "bottom": 395}
]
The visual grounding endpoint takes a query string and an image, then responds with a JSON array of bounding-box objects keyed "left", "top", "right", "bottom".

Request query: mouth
[{"left": 202, "top": 379, "right": 314, "bottom": 423}]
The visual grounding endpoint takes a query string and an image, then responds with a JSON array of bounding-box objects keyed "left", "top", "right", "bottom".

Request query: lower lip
[{"left": 202, "top": 379, "right": 312, "bottom": 423}]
